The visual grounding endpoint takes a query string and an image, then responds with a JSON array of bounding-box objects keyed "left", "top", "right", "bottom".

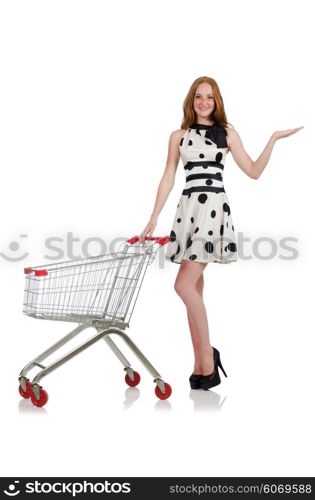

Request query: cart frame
[{"left": 18, "top": 236, "right": 172, "bottom": 406}]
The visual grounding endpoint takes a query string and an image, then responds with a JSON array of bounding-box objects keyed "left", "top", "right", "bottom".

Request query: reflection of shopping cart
[{"left": 18, "top": 236, "right": 171, "bottom": 407}]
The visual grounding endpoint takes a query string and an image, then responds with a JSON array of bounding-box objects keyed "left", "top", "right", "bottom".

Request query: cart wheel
[
  {"left": 155, "top": 382, "right": 172, "bottom": 400},
  {"left": 18, "top": 380, "right": 32, "bottom": 399},
  {"left": 125, "top": 370, "right": 141, "bottom": 387},
  {"left": 30, "top": 387, "right": 49, "bottom": 407}
]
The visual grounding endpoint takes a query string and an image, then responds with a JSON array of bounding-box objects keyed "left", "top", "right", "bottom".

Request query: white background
[{"left": 0, "top": 0, "right": 314, "bottom": 477}]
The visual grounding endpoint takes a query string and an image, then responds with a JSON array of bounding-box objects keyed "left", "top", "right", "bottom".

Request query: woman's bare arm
[
  {"left": 226, "top": 126, "right": 304, "bottom": 180},
  {"left": 139, "top": 129, "right": 184, "bottom": 243}
]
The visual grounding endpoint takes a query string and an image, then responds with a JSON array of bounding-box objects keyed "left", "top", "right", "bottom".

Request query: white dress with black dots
[{"left": 165, "top": 122, "right": 238, "bottom": 264}]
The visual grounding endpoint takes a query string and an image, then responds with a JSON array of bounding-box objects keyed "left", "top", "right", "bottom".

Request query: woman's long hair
[{"left": 181, "top": 76, "right": 234, "bottom": 130}]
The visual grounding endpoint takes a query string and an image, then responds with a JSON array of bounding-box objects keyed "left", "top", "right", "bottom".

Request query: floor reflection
[
  {"left": 154, "top": 400, "right": 172, "bottom": 411},
  {"left": 122, "top": 387, "right": 173, "bottom": 411},
  {"left": 18, "top": 398, "right": 48, "bottom": 415},
  {"left": 189, "top": 389, "right": 227, "bottom": 411},
  {"left": 122, "top": 387, "right": 141, "bottom": 410}
]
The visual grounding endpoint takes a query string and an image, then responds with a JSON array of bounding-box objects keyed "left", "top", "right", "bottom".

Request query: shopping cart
[{"left": 18, "top": 235, "right": 171, "bottom": 407}]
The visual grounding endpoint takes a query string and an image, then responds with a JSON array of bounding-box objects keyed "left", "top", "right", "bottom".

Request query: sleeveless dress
[{"left": 165, "top": 121, "right": 238, "bottom": 264}]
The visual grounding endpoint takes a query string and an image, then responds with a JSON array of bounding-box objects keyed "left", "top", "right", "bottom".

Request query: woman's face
[{"left": 193, "top": 83, "right": 215, "bottom": 122}]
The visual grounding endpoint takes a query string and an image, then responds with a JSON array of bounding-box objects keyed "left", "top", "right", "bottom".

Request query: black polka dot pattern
[
  {"left": 198, "top": 194, "right": 207, "bottom": 204},
  {"left": 165, "top": 123, "right": 237, "bottom": 265},
  {"left": 224, "top": 242, "right": 237, "bottom": 253},
  {"left": 205, "top": 241, "right": 214, "bottom": 253},
  {"left": 223, "top": 202, "right": 230, "bottom": 216}
]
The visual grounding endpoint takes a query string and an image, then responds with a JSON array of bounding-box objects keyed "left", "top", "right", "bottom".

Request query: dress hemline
[{"left": 165, "top": 255, "right": 238, "bottom": 265}]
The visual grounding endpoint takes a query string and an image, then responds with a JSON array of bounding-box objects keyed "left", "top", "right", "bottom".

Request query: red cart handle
[
  {"left": 127, "top": 235, "right": 170, "bottom": 246},
  {"left": 24, "top": 267, "right": 48, "bottom": 276}
]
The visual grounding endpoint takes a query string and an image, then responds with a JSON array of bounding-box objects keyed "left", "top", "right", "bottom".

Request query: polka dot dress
[{"left": 165, "top": 122, "right": 238, "bottom": 264}]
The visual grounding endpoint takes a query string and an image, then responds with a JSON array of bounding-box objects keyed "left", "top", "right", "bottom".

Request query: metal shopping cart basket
[{"left": 18, "top": 235, "right": 171, "bottom": 407}]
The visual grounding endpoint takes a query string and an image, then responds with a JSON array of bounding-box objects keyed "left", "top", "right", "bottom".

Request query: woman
[{"left": 139, "top": 76, "right": 303, "bottom": 391}]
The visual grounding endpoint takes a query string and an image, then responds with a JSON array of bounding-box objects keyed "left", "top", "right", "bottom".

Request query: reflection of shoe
[
  {"left": 200, "top": 347, "right": 227, "bottom": 391},
  {"left": 189, "top": 373, "right": 202, "bottom": 389}
]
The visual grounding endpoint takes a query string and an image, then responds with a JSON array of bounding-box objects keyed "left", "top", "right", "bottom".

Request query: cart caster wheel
[
  {"left": 155, "top": 382, "right": 172, "bottom": 400},
  {"left": 18, "top": 380, "right": 32, "bottom": 399},
  {"left": 30, "top": 387, "right": 49, "bottom": 407},
  {"left": 125, "top": 371, "right": 141, "bottom": 387}
]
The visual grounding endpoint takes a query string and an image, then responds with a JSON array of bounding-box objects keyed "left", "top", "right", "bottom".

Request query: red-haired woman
[{"left": 140, "top": 76, "right": 303, "bottom": 391}]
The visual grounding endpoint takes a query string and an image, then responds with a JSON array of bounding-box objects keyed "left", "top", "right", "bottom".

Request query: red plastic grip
[
  {"left": 24, "top": 268, "right": 48, "bottom": 276},
  {"left": 127, "top": 236, "right": 170, "bottom": 246},
  {"left": 34, "top": 269, "right": 48, "bottom": 276}
]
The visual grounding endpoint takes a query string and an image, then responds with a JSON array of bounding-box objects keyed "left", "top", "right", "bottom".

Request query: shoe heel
[{"left": 217, "top": 356, "right": 227, "bottom": 377}]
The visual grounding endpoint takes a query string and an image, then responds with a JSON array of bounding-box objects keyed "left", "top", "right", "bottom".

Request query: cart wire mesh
[{"left": 23, "top": 239, "right": 164, "bottom": 327}]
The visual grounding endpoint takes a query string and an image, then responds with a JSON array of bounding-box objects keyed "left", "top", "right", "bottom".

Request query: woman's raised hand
[
  {"left": 139, "top": 217, "right": 158, "bottom": 245},
  {"left": 272, "top": 126, "right": 304, "bottom": 141}
]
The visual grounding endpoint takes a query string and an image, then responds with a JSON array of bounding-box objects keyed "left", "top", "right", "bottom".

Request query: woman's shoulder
[
  {"left": 169, "top": 128, "right": 188, "bottom": 144},
  {"left": 222, "top": 125, "right": 239, "bottom": 152},
  {"left": 172, "top": 127, "right": 188, "bottom": 137},
  {"left": 223, "top": 124, "right": 237, "bottom": 136}
]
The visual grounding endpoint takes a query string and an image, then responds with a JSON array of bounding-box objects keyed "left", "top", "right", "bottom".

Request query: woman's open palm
[{"left": 272, "top": 126, "right": 304, "bottom": 141}]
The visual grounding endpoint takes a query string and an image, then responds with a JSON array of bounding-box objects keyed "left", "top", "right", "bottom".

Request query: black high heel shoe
[
  {"left": 189, "top": 373, "right": 202, "bottom": 389},
  {"left": 200, "top": 347, "right": 228, "bottom": 391}
]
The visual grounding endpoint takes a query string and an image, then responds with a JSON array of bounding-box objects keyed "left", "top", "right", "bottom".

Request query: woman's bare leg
[
  {"left": 187, "top": 274, "right": 204, "bottom": 373},
  {"left": 174, "top": 260, "right": 214, "bottom": 376}
]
